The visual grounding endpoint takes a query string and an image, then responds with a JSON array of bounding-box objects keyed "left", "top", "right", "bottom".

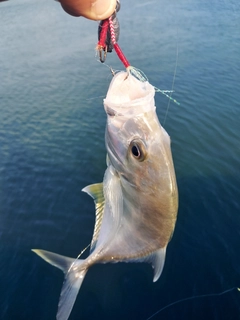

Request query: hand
[{"left": 57, "top": 0, "right": 117, "bottom": 20}]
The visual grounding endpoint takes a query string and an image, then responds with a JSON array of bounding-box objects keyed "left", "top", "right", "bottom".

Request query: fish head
[{"left": 104, "top": 71, "right": 177, "bottom": 200}]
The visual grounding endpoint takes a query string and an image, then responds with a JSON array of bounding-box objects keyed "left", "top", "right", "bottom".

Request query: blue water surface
[{"left": 0, "top": 0, "right": 239, "bottom": 319}]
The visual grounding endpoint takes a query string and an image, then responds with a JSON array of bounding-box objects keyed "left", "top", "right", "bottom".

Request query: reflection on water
[{"left": 0, "top": 0, "right": 240, "bottom": 319}]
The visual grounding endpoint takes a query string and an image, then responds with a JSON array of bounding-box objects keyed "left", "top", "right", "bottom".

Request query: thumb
[{"left": 59, "top": 0, "right": 117, "bottom": 20}]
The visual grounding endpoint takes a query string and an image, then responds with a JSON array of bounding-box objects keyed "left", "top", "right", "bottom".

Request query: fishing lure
[{"left": 97, "top": 1, "right": 180, "bottom": 106}]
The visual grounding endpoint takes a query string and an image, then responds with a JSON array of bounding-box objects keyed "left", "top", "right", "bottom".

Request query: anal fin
[{"left": 150, "top": 246, "right": 167, "bottom": 282}]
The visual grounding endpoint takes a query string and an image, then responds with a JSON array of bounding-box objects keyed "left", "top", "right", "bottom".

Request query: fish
[{"left": 32, "top": 71, "right": 178, "bottom": 320}]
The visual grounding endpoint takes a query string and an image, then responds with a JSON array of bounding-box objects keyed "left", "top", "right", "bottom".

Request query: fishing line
[
  {"left": 97, "top": 60, "right": 121, "bottom": 77},
  {"left": 146, "top": 286, "right": 240, "bottom": 320},
  {"left": 67, "top": 244, "right": 91, "bottom": 273},
  {"left": 85, "top": 95, "right": 105, "bottom": 101},
  {"left": 85, "top": 62, "right": 119, "bottom": 102},
  {"left": 96, "top": 3, "right": 180, "bottom": 106},
  {"left": 163, "top": 30, "right": 179, "bottom": 126},
  {"left": 75, "top": 243, "right": 91, "bottom": 260}
]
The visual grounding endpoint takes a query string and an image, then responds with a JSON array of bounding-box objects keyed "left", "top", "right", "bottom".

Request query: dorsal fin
[{"left": 82, "top": 183, "right": 105, "bottom": 253}]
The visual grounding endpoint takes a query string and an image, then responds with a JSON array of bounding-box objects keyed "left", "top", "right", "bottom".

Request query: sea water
[{"left": 0, "top": 0, "right": 239, "bottom": 319}]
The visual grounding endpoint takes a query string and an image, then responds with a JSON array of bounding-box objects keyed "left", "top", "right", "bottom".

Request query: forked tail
[{"left": 32, "top": 249, "right": 88, "bottom": 320}]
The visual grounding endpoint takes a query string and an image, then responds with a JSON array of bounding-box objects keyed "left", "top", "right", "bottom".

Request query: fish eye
[{"left": 129, "top": 139, "right": 146, "bottom": 162}]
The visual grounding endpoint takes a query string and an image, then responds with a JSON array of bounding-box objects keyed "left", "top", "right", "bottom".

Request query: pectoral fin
[{"left": 82, "top": 183, "right": 105, "bottom": 252}]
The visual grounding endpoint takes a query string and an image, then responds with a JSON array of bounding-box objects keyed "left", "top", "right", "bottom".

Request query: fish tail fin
[{"left": 32, "top": 249, "right": 88, "bottom": 320}]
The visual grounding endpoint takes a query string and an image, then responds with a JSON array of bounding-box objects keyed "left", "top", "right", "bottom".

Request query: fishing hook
[
  {"left": 99, "top": 46, "right": 108, "bottom": 63},
  {"left": 97, "top": 0, "right": 120, "bottom": 63}
]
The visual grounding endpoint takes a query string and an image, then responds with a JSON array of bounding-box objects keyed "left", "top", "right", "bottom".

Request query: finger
[{"left": 59, "top": 0, "right": 117, "bottom": 20}]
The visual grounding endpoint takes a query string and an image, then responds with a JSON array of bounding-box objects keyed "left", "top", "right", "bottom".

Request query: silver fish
[{"left": 32, "top": 71, "right": 178, "bottom": 320}]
